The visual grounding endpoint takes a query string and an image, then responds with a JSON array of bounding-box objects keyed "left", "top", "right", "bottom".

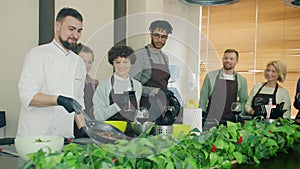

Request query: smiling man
[
  {"left": 129, "top": 20, "right": 174, "bottom": 121},
  {"left": 17, "top": 8, "right": 86, "bottom": 138},
  {"left": 199, "top": 49, "right": 248, "bottom": 129}
]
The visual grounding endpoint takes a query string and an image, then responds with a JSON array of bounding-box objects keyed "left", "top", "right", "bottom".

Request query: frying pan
[
  {"left": 83, "top": 120, "right": 128, "bottom": 144},
  {"left": 75, "top": 109, "right": 128, "bottom": 144}
]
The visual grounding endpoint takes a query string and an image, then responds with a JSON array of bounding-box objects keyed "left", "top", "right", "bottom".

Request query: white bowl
[{"left": 15, "top": 135, "right": 64, "bottom": 161}]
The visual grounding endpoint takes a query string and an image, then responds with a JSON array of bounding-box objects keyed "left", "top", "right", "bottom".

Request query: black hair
[
  {"left": 56, "top": 7, "right": 83, "bottom": 22},
  {"left": 149, "top": 20, "right": 173, "bottom": 34},
  {"left": 108, "top": 45, "right": 136, "bottom": 65}
]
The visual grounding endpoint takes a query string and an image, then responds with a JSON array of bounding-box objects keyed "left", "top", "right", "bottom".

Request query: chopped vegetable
[{"left": 35, "top": 138, "right": 51, "bottom": 143}]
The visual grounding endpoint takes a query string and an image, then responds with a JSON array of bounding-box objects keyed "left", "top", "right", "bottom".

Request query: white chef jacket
[{"left": 17, "top": 40, "right": 86, "bottom": 138}]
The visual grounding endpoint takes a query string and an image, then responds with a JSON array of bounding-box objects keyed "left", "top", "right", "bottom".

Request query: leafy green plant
[{"left": 22, "top": 119, "right": 300, "bottom": 169}]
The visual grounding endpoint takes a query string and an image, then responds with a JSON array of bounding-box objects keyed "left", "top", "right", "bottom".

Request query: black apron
[
  {"left": 140, "top": 46, "right": 170, "bottom": 121},
  {"left": 108, "top": 75, "right": 137, "bottom": 137},
  {"left": 83, "top": 83, "right": 96, "bottom": 120},
  {"left": 74, "top": 77, "right": 97, "bottom": 138},
  {"left": 251, "top": 82, "right": 278, "bottom": 118},
  {"left": 206, "top": 71, "right": 238, "bottom": 123}
]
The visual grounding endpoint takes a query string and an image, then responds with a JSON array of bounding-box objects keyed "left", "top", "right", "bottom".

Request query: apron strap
[
  {"left": 253, "top": 82, "right": 278, "bottom": 105},
  {"left": 110, "top": 75, "right": 135, "bottom": 94}
]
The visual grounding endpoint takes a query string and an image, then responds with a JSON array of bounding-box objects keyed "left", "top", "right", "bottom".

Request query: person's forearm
[
  {"left": 29, "top": 93, "right": 58, "bottom": 107},
  {"left": 75, "top": 114, "right": 86, "bottom": 129}
]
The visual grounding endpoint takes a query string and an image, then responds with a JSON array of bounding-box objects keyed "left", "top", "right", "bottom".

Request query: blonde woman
[{"left": 245, "top": 60, "right": 291, "bottom": 119}]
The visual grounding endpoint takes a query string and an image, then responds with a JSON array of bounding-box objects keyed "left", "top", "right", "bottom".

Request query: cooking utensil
[
  {"left": 84, "top": 121, "right": 128, "bottom": 144},
  {"left": 74, "top": 109, "right": 128, "bottom": 144},
  {"left": 75, "top": 108, "right": 92, "bottom": 121}
]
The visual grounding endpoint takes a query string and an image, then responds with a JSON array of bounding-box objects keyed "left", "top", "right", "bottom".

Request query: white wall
[{"left": 0, "top": 0, "right": 38, "bottom": 137}]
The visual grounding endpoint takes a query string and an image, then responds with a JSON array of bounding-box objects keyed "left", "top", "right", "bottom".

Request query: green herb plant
[{"left": 22, "top": 119, "right": 300, "bottom": 169}]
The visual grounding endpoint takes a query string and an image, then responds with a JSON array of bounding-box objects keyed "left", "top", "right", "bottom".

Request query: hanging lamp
[
  {"left": 179, "top": 0, "right": 238, "bottom": 6},
  {"left": 285, "top": 0, "right": 300, "bottom": 7}
]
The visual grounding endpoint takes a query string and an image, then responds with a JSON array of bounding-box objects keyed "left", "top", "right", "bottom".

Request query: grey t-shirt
[{"left": 129, "top": 44, "right": 169, "bottom": 96}]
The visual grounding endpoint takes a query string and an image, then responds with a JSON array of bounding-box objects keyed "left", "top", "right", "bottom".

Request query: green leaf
[
  {"left": 233, "top": 151, "right": 243, "bottom": 164},
  {"left": 260, "top": 137, "right": 267, "bottom": 144},
  {"left": 184, "top": 156, "right": 198, "bottom": 169},
  {"left": 221, "top": 160, "right": 232, "bottom": 169},
  {"left": 136, "top": 159, "right": 151, "bottom": 169},
  {"left": 214, "top": 139, "right": 225, "bottom": 149},
  {"left": 209, "top": 153, "right": 219, "bottom": 166},
  {"left": 239, "top": 130, "right": 250, "bottom": 143},
  {"left": 294, "top": 130, "right": 300, "bottom": 138},
  {"left": 253, "top": 156, "right": 260, "bottom": 164},
  {"left": 165, "top": 161, "right": 175, "bottom": 169},
  {"left": 148, "top": 155, "right": 167, "bottom": 168},
  {"left": 139, "top": 138, "right": 155, "bottom": 148},
  {"left": 44, "top": 154, "right": 64, "bottom": 168},
  {"left": 21, "top": 118, "right": 300, "bottom": 169},
  {"left": 266, "top": 139, "right": 277, "bottom": 147},
  {"left": 227, "top": 142, "right": 235, "bottom": 153},
  {"left": 202, "top": 149, "right": 209, "bottom": 159}
]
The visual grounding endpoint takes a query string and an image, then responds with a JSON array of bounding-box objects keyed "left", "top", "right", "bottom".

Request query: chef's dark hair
[
  {"left": 149, "top": 20, "right": 173, "bottom": 34},
  {"left": 56, "top": 7, "right": 83, "bottom": 22},
  {"left": 108, "top": 45, "right": 136, "bottom": 65}
]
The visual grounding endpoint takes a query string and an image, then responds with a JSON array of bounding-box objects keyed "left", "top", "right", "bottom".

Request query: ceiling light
[
  {"left": 179, "top": 0, "right": 239, "bottom": 6},
  {"left": 247, "top": 70, "right": 264, "bottom": 73}
]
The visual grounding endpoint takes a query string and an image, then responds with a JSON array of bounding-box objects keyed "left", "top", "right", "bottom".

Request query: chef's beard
[
  {"left": 59, "top": 36, "right": 76, "bottom": 50},
  {"left": 151, "top": 39, "right": 165, "bottom": 49}
]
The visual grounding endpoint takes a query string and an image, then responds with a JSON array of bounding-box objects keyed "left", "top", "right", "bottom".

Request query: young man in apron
[
  {"left": 199, "top": 49, "right": 248, "bottom": 130},
  {"left": 129, "top": 20, "right": 174, "bottom": 122}
]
